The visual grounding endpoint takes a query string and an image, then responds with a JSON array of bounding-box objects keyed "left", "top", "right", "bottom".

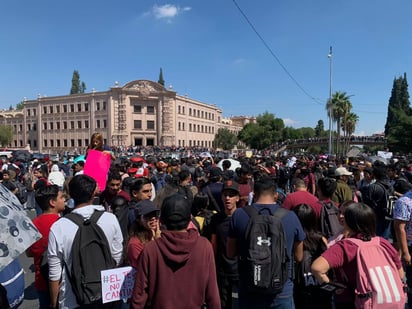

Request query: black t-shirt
[{"left": 210, "top": 212, "right": 239, "bottom": 278}]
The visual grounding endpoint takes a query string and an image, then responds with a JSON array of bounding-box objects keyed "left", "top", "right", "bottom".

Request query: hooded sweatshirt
[{"left": 131, "top": 229, "right": 220, "bottom": 309}]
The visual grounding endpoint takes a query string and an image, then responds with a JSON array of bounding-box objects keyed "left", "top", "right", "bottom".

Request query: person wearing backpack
[
  {"left": 363, "top": 163, "right": 394, "bottom": 239},
  {"left": 48, "top": 174, "right": 123, "bottom": 309},
  {"left": 227, "top": 177, "right": 305, "bottom": 308},
  {"left": 312, "top": 202, "right": 406, "bottom": 309},
  {"left": 293, "top": 204, "right": 330, "bottom": 309},
  {"left": 26, "top": 184, "right": 65, "bottom": 309}
]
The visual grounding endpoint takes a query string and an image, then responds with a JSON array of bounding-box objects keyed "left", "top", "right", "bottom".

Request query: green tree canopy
[
  {"left": 158, "top": 68, "right": 165, "bottom": 86},
  {"left": 214, "top": 128, "right": 238, "bottom": 150},
  {"left": 238, "top": 111, "right": 284, "bottom": 149},
  {"left": 0, "top": 124, "right": 13, "bottom": 147},
  {"left": 70, "top": 70, "right": 86, "bottom": 94},
  {"left": 314, "top": 120, "right": 325, "bottom": 137}
]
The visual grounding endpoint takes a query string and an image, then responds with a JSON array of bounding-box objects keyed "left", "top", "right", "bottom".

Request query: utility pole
[{"left": 328, "top": 46, "right": 333, "bottom": 155}]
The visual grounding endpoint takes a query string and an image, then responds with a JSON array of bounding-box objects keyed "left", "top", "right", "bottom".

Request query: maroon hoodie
[{"left": 131, "top": 229, "right": 220, "bottom": 309}]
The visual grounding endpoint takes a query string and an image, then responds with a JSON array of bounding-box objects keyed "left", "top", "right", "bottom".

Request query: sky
[{"left": 1, "top": 0, "right": 411, "bottom": 136}]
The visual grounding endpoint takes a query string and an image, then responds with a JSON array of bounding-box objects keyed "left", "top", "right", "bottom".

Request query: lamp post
[{"left": 328, "top": 46, "right": 333, "bottom": 155}]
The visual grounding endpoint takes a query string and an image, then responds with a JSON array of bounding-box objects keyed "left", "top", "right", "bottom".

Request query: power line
[{"left": 231, "top": 0, "right": 324, "bottom": 106}]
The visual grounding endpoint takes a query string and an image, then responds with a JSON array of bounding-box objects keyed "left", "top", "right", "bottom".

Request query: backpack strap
[{"left": 243, "top": 205, "right": 288, "bottom": 219}]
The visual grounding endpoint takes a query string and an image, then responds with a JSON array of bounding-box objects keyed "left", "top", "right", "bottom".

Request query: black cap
[
  {"left": 136, "top": 200, "right": 159, "bottom": 217},
  {"left": 222, "top": 180, "right": 239, "bottom": 194},
  {"left": 160, "top": 193, "right": 191, "bottom": 230}
]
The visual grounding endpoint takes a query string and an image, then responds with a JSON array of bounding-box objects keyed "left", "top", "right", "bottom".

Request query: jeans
[{"left": 38, "top": 290, "right": 50, "bottom": 309}]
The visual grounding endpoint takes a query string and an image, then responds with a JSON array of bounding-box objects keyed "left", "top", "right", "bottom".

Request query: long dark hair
[
  {"left": 294, "top": 204, "right": 325, "bottom": 253},
  {"left": 344, "top": 202, "right": 376, "bottom": 240}
]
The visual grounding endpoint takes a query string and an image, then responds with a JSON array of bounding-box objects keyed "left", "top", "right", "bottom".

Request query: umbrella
[
  {"left": 73, "top": 155, "right": 86, "bottom": 164},
  {"left": 217, "top": 158, "right": 241, "bottom": 172},
  {"left": 199, "top": 152, "right": 212, "bottom": 158},
  {"left": 0, "top": 185, "right": 41, "bottom": 271},
  {"left": 365, "top": 156, "right": 389, "bottom": 165}
]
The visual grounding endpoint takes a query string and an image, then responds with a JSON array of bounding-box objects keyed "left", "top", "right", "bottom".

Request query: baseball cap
[
  {"left": 222, "top": 180, "right": 239, "bottom": 194},
  {"left": 334, "top": 167, "right": 353, "bottom": 176},
  {"left": 160, "top": 193, "right": 191, "bottom": 230},
  {"left": 135, "top": 200, "right": 160, "bottom": 217}
]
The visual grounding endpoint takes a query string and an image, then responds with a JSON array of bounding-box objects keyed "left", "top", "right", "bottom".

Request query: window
[
  {"left": 84, "top": 103, "right": 89, "bottom": 111},
  {"left": 147, "top": 138, "right": 154, "bottom": 146},
  {"left": 96, "top": 102, "right": 100, "bottom": 111},
  {"left": 103, "top": 120, "right": 107, "bottom": 128},
  {"left": 103, "top": 101, "right": 107, "bottom": 110},
  {"left": 201, "top": 111, "right": 204, "bottom": 118},
  {"left": 43, "top": 107, "right": 47, "bottom": 114},
  {"left": 189, "top": 123, "right": 192, "bottom": 131},
  {"left": 33, "top": 140, "right": 37, "bottom": 148},
  {"left": 57, "top": 140, "right": 61, "bottom": 147},
  {"left": 178, "top": 106, "right": 181, "bottom": 114},
  {"left": 19, "top": 124, "right": 23, "bottom": 131},
  {"left": 134, "top": 105, "right": 142, "bottom": 113},
  {"left": 78, "top": 139, "right": 82, "bottom": 147},
  {"left": 33, "top": 123, "right": 36, "bottom": 131},
  {"left": 178, "top": 122, "right": 181, "bottom": 131},
  {"left": 63, "top": 105, "right": 67, "bottom": 113},
  {"left": 64, "top": 139, "right": 67, "bottom": 147},
  {"left": 182, "top": 123, "right": 185, "bottom": 131},
  {"left": 197, "top": 110, "right": 200, "bottom": 117},
  {"left": 77, "top": 104, "right": 81, "bottom": 112},
  {"left": 50, "top": 106, "right": 53, "bottom": 113},
  {"left": 134, "top": 120, "right": 142, "bottom": 129},
  {"left": 57, "top": 122, "right": 60, "bottom": 130},
  {"left": 70, "top": 139, "right": 75, "bottom": 147},
  {"left": 19, "top": 140, "right": 23, "bottom": 147},
  {"left": 189, "top": 108, "right": 192, "bottom": 116},
  {"left": 182, "top": 106, "right": 185, "bottom": 114},
  {"left": 63, "top": 121, "right": 67, "bottom": 129},
  {"left": 44, "top": 139, "right": 47, "bottom": 147},
  {"left": 50, "top": 140, "right": 54, "bottom": 147},
  {"left": 85, "top": 120, "right": 89, "bottom": 128},
  {"left": 27, "top": 109, "right": 31, "bottom": 116},
  {"left": 70, "top": 104, "right": 74, "bottom": 113},
  {"left": 147, "top": 106, "right": 155, "bottom": 114},
  {"left": 33, "top": 109, "right": 36, "bottom": 116},
  {"left": 43, "top": 123, "right": 47, "bottom": 130},
  {"left": 70, "top": 121, "right": 74, "bottom": 129},
  {"left": 85, "top": 139, "right": 88, "bottom": 146},
  {"left": 147, "top": 120, "right": 155, "bottom": 130},
  {"left": 50, "top": 122, "right": 54, "bottom": 130},
  {"left": 134, "top": 138, "right": 142, "bottom": 146},
  {"left": 78, "top": 121, "right": 82, "bottom": 129},
  {"left": 96, "top": 120, "right": 100, "bottom": 128},
  {"left": 56, "top": 106, "right": 60, "bottom": 113}
]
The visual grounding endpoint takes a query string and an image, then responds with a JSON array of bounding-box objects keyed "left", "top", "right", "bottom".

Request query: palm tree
[
  {"left": 326, "top": 91, "right": 352, "bottom": 155},
  {"left": 342, "top": 112, "right": 359, "bottom": 155}
]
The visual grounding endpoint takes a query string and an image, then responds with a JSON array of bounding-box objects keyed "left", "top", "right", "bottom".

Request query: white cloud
[
  {"left": 283, "top": 118, "right": 299, "bottom": 126},
  {"left": 233, "top": 58, "right": 246, "bottom": 65},
  {"left": 150, "top": 4, "right": 191, "bottom": 21}
]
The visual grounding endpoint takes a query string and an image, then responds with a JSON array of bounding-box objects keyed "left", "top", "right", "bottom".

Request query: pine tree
[
  {"left": 70, "top": 70, "right": 87, "bottom": 94},
  {"left": 158, "top": 68, "right": 165, "bottom": 86}
]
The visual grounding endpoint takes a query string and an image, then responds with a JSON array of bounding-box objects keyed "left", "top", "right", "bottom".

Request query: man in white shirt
[{"left": 48, "top": 174, "right": 123, "bottom": 309}]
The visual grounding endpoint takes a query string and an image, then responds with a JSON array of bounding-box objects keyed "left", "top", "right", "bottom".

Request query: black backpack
[
  {"left": 319, "top": 201, "right": 342, "bottom": 240},
  {"left": 65, "top": 211, "right": 116, "bottom": 305},
  {"left": 242, "top": 205, "right": 289, "bottom": 295},
  {"left": 15, "top": 181, "right": 28, "bottom": 204}
]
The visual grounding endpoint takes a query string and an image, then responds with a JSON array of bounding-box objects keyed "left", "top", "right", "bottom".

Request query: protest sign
[
  {"left": 84, "top": 149, "right": 111, "bottom": 191},
  {"left": 101, "top": 266, "right": 135, "bottom": 303}
]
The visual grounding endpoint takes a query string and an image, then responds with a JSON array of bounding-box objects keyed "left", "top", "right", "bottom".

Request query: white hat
[{"left": 335, "top": 167, "right": 353, "bottom": 176}]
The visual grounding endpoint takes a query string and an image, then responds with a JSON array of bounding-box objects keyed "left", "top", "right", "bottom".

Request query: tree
[
  {"left": 16, "top": 101, "right": 24, "bottom": 110},
  {"left": 314, "top": 120, "right": 325, "bottom": 137},
  {"left": 238, "top": 111, "right": 284, "bottom": 149},
  {"left": 326, "top": 91, "right": 352, "bottom": 155},
  {"left": 214, "top": 128, "right": 238, "bottom": 150},
  {"left": 70, "top": 70, "right": 87, "bottom": 94},
  {"left": 385, "top": 73, "right": 411, "bottom": 152},
  {"left": 158, "top": 68, "right": 165, "bottom": 86},
  {"left": 342, "top": 112, "right": 359, "bottom": 155},
  {"left": 0, "top": 124, "right": 13, "bottom": 147}
]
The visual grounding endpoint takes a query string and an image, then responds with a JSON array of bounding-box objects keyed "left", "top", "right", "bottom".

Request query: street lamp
[{"left": 328, "top": 46, "right": 333, "bottom": 155}]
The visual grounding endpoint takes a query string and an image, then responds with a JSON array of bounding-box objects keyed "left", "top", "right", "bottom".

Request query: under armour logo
[{"left": 256, "top": 236, "right": 271, "bottom": 246}]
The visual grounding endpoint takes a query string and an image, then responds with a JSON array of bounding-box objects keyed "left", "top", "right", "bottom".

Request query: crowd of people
[{"left": 2, "top": 138, "right": 412, "bottom": 308}]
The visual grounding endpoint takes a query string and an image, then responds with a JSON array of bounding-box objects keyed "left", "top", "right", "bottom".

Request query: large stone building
[{"left": 1, "top": 79, "right": 254, "bottom": 153}]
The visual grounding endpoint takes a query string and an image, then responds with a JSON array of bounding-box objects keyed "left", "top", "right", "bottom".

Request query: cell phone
[{"left": 320, "top": 281, "right": 345, "bottom": 292}]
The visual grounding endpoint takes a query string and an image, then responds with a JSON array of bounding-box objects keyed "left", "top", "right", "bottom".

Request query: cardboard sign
[
  {"left": 0, "top": 185, "right": 41, "bottom": 271},
  {"left": 84, "top": 150, "right": 111, "bottom": 191},
  {"left": 101, "top": 266, "right": 136, "bottom": 303}
]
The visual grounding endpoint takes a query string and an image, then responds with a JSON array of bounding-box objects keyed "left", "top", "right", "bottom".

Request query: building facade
[{"left": 1, "top": 79, "right": 252, "bottom": 153}]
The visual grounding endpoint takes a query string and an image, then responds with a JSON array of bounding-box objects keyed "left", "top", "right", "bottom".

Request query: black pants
[{"left": 217, "top": 274, "right": 239, "bottom": 309}]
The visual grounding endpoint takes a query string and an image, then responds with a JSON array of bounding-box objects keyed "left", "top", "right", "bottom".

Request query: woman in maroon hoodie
[{"left": 131, "top": 193, "right": 220, "bottom": 309}]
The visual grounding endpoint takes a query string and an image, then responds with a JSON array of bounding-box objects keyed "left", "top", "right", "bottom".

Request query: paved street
[{"left": 18, "top": 209, "right": 39, "bottom": 309}]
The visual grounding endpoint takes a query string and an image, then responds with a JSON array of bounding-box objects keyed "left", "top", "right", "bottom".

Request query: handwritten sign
[
  {"left": 101, "top": 266, "right": 136, "bottom": 303},
  {"left": 84, "top": 150, "right": 111, "bottom": 191}
]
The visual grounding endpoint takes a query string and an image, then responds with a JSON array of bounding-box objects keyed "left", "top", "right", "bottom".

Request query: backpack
[
  {"left": 346, "top": 237, "right": 406, "bottom": 309},
  {"left": 295, "top": 250, "right": 320, "bottom": 288},
  {"left": 374, "top": 182, "right": 397, "bottom": 219},
  {"left": 65, "top": 211, "right": 116, "bottom": 305},
  {"left": 242, "top": 205, "right": 289, "bottom": 295},
  {"left": 319, "top": 201, "right": 342, "bottom": 240}
]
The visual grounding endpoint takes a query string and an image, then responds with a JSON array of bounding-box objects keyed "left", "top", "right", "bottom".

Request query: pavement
[{"left": 18, "top": 209, "right": 39, "bottom": 309}]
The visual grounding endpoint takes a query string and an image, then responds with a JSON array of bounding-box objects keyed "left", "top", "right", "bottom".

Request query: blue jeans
[
  {"left": 37, "top": 290, "right": 50, "bottom": 309},
  {"left": 239, "top": 294, "right": 294, "bottom": 309}
]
